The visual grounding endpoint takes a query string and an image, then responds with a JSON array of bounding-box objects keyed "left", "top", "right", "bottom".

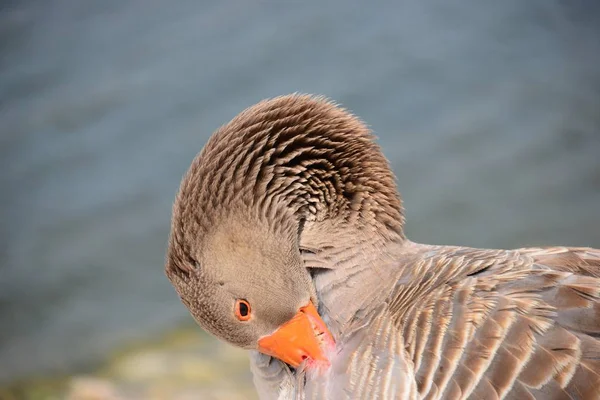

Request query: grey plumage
[{"left": 166, "top": 94, "right": 600, "bottom": 399}]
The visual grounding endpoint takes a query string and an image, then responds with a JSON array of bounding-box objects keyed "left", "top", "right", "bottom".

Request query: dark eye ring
[{"left": 235, "top": 299, "right": 251, "bottom": 321}]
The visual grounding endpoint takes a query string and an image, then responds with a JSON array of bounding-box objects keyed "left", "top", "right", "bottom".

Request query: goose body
[{"left": 166, "top": 95, "right": 600, "bottom": 399}]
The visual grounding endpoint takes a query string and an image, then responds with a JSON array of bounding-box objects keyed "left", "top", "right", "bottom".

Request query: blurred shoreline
[{"left": 0, "top": 325, "right": 256, "bottom": 400}]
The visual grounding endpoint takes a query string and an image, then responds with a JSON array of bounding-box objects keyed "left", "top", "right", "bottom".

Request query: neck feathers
[{"left": 171, "top": 94, "right": 405, "bottom": 272}]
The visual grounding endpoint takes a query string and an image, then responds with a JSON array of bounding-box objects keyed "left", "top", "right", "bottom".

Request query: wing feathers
[
  {"left": 414, "top": 287, "right": 454, "bottom": 397},
  {"left": 401, "top": 246, "right": 600, "bottom": 400}
]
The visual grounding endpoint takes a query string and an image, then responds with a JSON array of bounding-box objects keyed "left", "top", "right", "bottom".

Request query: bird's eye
[{"left": 235, "top": 299, "right": 251, "bottom": 321}]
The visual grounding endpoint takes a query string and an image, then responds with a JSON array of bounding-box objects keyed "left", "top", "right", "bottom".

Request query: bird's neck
[{"left": 298, "top": 216, "right": 410, "bottom": 338}]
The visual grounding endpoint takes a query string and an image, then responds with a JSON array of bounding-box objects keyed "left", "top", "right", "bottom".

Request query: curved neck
[{"left": 180, "top": 95, "right": 406, "bottom": 245}]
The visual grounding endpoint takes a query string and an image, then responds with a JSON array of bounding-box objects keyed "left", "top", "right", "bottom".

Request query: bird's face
[{"left": 166, "top": 216, "right": 335, "bottom": 368}]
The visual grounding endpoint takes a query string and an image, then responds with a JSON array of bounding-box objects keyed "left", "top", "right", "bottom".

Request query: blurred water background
[{"left": 1, "top": 0, "right": 599, "bottom": 398}]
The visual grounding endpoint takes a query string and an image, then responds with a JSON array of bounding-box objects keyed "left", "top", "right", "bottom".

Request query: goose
[{"left": 165, "top": 94, "right": 600, "bottom": 400}]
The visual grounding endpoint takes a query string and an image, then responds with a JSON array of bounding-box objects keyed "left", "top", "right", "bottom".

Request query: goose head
[{"left": 165, "top": 94, "right": 404, "bottom": 369}]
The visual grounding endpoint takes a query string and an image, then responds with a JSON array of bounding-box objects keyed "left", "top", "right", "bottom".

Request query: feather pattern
[{"left": 310, "top": 246, "right": 600, "bottom": 399}]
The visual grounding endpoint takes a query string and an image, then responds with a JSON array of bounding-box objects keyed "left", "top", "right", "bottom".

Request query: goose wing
[{"left": 398, "top": 246, "right": 600, "bottom": 400}]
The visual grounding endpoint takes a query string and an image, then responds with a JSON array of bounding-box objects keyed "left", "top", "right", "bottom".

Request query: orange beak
[{"left": 257, "top": 302, "right": 335, "bottom": 368}]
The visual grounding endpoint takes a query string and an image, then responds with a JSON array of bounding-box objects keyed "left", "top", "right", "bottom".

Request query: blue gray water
[{"left": 1, "top": 0, "right": 599, "bottom": 384}]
